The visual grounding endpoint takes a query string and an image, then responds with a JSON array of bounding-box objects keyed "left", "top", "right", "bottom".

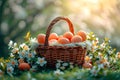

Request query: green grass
[{"left": 1, "top": 68, "right": 120, "bottom": 80}]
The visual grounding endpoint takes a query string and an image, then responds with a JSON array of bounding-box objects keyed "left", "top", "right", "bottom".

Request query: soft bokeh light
[
  {"left": 56, "top": 0, "right": 120, "bottom": 48},
  {"left": 0, "top": 0, "right": 120, "bottom": 57}
]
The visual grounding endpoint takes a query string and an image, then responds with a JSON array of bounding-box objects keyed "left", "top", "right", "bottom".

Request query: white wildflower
[
  {"left": 86, "top": 40, "right": 92, "bottom": 50},
  {"left": 69, "top": 62, "right": 74, "bottom": 69},
  {"left": 10, "top": 53, "right": 14, "bottom": 57},
  {"left": 103, "top": 61, "right": 110, "bottom": 68},
  {"left": 56, "top": 62, "right": 61, "bottom": 69},
  {"left": 30, "top": 38, "right": 39, "bottom": 49},
  {"left": 95, "top": 38, "right": 99, "bottom": 43},
  {"left": 92, "top": 40, "right": 98, "bottom": 50},
  {"left": 0, "top": 62, "right": 4, "bottom": 67},
  {"left": 26, "top": 52, "right": 35, "bottom": 63},
  {"left": 18, "top": 50, "right": 27, "bottom": 58},
  {"left": 7, "top": 66, "right": 14, "bottom": 75},
  {"left": 13, "top": 42, "right": 17, "bottom": 47},
  {"left": 90, "top": 66, "right": 99, "bottom": 76},
  {"left": 100, "top": 43, "right": 106, "bottom": 48},
  {"left": 8, "top": 40, "right": 13, "bottom": 48},
  {"left": 20, "top": 43, "right": 26, "bottom": 48},
  {"left": 57, "top": 60, "right": 63, "bottom": 63},
  {"left": 12, "top": 48, "right": 19, "bottom": 53},
  {"left": 54, "top": 69, "right": 64, "bottom": 75},
  {"left": 27, "top": 52, "right": 35, "bottom": 58},
  {"left": 9, "top": 59, "right": 18, "bottom": 67},
  {"left": 62, "top": 63, "right": 68, "bottom": 67},
  {"left": 36, "top": 57, "right": 47, "bottom": 67},
  {"left": 60, "top": 66, "right": 65, "bottom": 70},
  {"left": 20, "top": 43, "right": 29, "bottom": 50},
  {"left": 98, "top": 64, "right": 104, "bottom": 70}
]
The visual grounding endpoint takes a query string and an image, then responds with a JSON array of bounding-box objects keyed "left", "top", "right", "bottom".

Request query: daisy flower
[
  {"left": 69, "top": 62, "right": 74, "bottom": 69},
  {"left": 100, "top": 43, "right": 106, "bottom": 49},
  {"left": 12, "top": 48, "right": 19, "bottom": 54},
  {"left": 98, "top": 64, "right": 104, "bottom": 70},
  {"left": 90, "top": 67, "right": 99, "bottom": 77},
  {"left": 19, "top": 50, "right": 28, "bottom": 58},
  {"left": 27, "top": 52, "right": 35, "bottom": 58},
  {"left": 20, "top": 43, "right": 29, "bottom": 51},
  {"left": 36, "top": 57, "right": 47, "bottom": 67},
  {"left": 60, "top": 66, "right": 65, "bottom": 70},
  {"left": 56, "top": 62, "right": 61, "bottom": 69},
  {"left": 10, "top": 53, "right": 14, "bottom": 57},
  {"left": 26, "top": 52, "right": 35, "bottom": 63},
  {"left": 7, "top": 66, "right": 14, "bottom": 75},
  {"left": 8, "top": 59, "right": 18, "bottom": 67},
  {"left": 62, "top": 62, "right": 68, "bottom": 67}
]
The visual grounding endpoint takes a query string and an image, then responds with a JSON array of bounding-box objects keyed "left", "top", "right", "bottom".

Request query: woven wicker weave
[{"left": 36, "top": 17, "right": 86, "bottom": 68}]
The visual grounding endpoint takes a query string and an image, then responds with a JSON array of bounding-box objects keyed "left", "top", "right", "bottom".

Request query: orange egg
[
  {"left": 49, "top": 39, "right": 58, "bottom": 45},
  {"left": 37, "top": 34, "right": 46, "bottom": 44},
  {"left": 71, "top": 35, "right": 82, "bottom": 43},
  {"left": 18, "top": 63, "right": 30, "bottom": 70},
  {"left": 77, "top": 31, "right": 87, "bottom": 41},
  {"left": 49, "top": 33, "right": 58, "bottom": 40},
  {"left": 63, "top": 32, "right": 73, "bottom": 41},
  {"left": 58, "top": 37, "right": 70, "bottom": 44},
  {"left": 58, "top": 35, "right": 64, "bottom": 39},
  {"left": 82, "top": 62, "right": 92, "bottom": 69}
]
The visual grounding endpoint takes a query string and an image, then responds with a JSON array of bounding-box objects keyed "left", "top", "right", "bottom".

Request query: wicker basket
[{"left": 36, "top": 17, "right": 86, "bottom": 68}]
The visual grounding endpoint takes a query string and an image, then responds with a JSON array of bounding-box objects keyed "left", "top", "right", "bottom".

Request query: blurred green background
[{"left": 0, "top": 0, "right": 120, "bottom": 58}]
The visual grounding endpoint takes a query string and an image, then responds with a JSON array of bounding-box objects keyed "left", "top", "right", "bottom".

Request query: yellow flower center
[
  {"left": 117, "top": 54, "right": 120, "bottom": 59},
  {"left": 100, "top": 59, "right": 107, "bottom": 63},
  {"left": 11, "top": 61, "right": 15, "bottom": 65},
  {"left": 7, "top": 69, "right": 11, "bottom": 72},
  {"left": 93, "top": 42, "right": 97, "bottom": 46},
  {"left": 39, "top": 59, "right": 44, "bottom": 63},
  {"left": 23, "top": 45, "right": 29, "bottom": 50}
]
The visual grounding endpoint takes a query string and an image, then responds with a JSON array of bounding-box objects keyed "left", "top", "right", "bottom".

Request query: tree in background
[
  {"left": 0, "top": 0, "right": 120, "bottom": 57},
  {"left": 0, "top": 0, "right": 58, "bottom": 57}
]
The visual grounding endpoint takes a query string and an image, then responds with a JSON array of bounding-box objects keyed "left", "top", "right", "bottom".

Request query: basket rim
[{"left": 36, "top": 45, "right": 87, "bottom": 49}]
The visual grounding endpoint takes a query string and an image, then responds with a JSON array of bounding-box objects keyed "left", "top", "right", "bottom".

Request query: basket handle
[{"left": 44, "top": 17, "right": 74, "bottom": 46}]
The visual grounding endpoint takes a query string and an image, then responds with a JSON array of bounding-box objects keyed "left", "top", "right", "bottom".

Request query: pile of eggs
[{"left": 37, "top": 30, "right": 87, "bottom": 46}]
